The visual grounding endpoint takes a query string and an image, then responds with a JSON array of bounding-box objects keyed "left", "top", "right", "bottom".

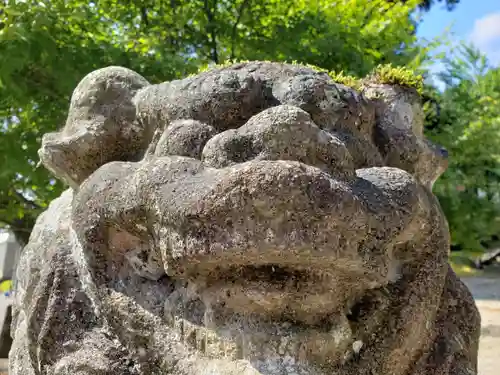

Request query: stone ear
[{"left": 38, "top": 66, "right": 150, "bottom": 188}]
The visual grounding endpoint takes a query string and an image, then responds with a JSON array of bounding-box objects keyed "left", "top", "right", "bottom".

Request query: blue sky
[{"left": 418, "top": 0, "right": 500, "bottom": 65}]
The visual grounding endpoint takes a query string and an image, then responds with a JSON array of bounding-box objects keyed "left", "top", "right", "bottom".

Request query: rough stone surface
[
  {"left": 38, "top": 66, "right": 151, "bottom": 188},
  {"left": 10, "top": 61, "right": 480, "bottom": 375}
]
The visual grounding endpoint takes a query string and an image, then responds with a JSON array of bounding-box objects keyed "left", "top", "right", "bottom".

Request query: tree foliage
[
  {"left": 425, "top": 44, "right": 500, "bottom": 252},
  {"left": 0, "top": 0, "right": 427, "bottom": 244},
  {"left": 395, "top": 0, "right": 460, "bottom": 11}
]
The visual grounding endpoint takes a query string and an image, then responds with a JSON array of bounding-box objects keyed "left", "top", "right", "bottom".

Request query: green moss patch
[
  {"left": 328, "top": 71, "right": 362, "bottom": 90},
  {"left": 366, "top": 64, "right": 424, "bottom": 93},
  {"left": 191, "top": 61, "right": 423, "bottom": 94}
]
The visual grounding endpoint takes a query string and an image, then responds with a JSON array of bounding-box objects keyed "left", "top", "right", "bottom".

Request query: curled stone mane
[{"left": 11, "top": 62, "right": 479, "bottom": 375}]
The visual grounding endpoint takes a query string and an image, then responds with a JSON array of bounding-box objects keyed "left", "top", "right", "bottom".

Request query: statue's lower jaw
[
  {"left": 161, "top": 267, "right": 369, "bottom": 373},
  {"left": 164, "top": 250, "right": 391, "bottom": 322},
  {"left": 163, "top": 301, "right": 356, "bottom": 373},
  {"left": 163, "top": 312, "right": 356, "bottom": 372}
]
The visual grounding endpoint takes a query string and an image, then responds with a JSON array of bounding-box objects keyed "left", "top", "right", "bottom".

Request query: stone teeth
[
  {"left": 182, "top": 320, "right": 197, "bottom": 345},
  {"left": 236, "top": 332, "right": 246, "bottom": 360},
  {"left": 352, "top": 340, "right": 363, "bottom": 354},
  {"left": 196, "top": 328, "right": 207, "bottom": 353},
  {"left": 167, "top": 317, "right": 242, "bottom": 360}
]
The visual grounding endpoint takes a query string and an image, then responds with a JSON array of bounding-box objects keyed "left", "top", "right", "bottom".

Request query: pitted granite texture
[{"left": 11, "top": 62, "right": 479, "bottom": 375}]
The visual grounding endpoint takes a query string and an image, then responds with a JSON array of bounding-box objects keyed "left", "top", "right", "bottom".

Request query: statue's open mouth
[
  {"left": 179, "top": 263, "right": 363, "bottom": 324},
  {"left": 161, "top": 244, "right": 391, "bottom": 326},
  {"left": 97, "top": 157, "right": 425, "bottom": 326}
]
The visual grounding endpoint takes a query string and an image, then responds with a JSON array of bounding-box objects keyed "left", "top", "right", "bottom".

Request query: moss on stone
[
  {"left": 191, "top": 61, "right": 423, "bottom": 95},
  {"left": 289, "top": 61, "right": 328, "bottom": 74},
  {"left": 366, "top": 64, "right": 424, "bottom": 93},
  {"left": 195, "top": 60, "right": 243, "bottom": 74},
  {"left": 282, "top": 61, "right": 365, "bottom": 91},
  {"left": 328, "top": 71, "right": 362, "bottom": 90},
  {"left": 196, "top": 59, "right": 330, "bottom": 75}
]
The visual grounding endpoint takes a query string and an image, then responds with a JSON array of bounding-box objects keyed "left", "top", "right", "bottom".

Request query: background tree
[
  {"left": 0, "top": 0, "right": 428, "bottom": 245},
  {"left": 419, "top": 0, "right": 460, "bottom": 11},
  {"left": 393, "top": 0, "right": 460, "bottom": 11},
  {"left": 425, "top": 44, "right": 500, "bottom": 253}
]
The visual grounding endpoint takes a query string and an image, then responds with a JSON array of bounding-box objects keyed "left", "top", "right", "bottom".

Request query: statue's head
[{"left": 32, "top": 62, "right": 476, "bottom": 375}]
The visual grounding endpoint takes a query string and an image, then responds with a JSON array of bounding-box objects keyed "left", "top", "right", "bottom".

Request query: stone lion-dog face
[{"left": 21, "top": 62, "right": 478, "bottom": 375}]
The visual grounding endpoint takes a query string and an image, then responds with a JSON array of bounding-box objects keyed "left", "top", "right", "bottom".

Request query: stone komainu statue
[{"left": 9, "top": 62, "right": 480, "bottom": 375}]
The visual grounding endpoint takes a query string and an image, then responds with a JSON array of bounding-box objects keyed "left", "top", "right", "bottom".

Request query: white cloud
[
  {"left": 470, "top": 13, "right": 500, "bottom": 46},
  {"left": 469, "top": 12, "right": 500, "bottom": 65}
]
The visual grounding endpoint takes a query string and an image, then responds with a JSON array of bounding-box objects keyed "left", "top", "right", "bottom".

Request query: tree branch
[
  {"left": 0, "top": 216, "right": 35, "bottom": 247},
  {"left": 0, "top": 189, "right": 40, "bottom": 212},
  {"left": 13, "top": 191, "right": 41, "bottom": 210},
  {"left": 0, "top": 217, "right": 15, "bottom": 227},
  {"left": 203, "top": 0, "right": 219, "bottom": 63},
  {"left": 0, "top": 224, "right": 31, "bottom": 234},
  {"left": 140, "top": 6, "right": 149, "bottom": 27},
  {"left": 0, "top": 1, "right": 5, "bottom": 31},
  {"left": 230, "top": 0, "right": 250, "bottom": 60}
]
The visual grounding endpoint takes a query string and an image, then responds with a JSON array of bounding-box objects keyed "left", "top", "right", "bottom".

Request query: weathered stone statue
[{"left": 9, "top": 62, "right": 480, "bottom": 375}]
